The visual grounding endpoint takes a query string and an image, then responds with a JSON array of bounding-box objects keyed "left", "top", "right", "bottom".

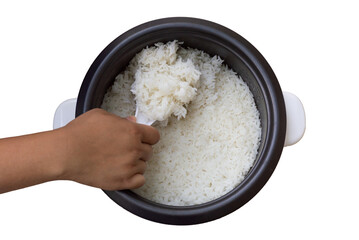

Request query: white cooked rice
[
  {"left": 130, "top": 41, "right": 201, "bottom": 122},
  {"left": 101, "top": 41, "right": 261, "bottom": 206}
]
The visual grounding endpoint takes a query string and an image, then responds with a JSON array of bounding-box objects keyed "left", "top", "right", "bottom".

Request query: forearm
[{"left": 0, "top": 129, "right": 68, "bottom": 193}]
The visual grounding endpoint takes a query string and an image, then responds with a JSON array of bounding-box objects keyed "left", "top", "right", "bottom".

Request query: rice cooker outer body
[{"left": 76, "top": 17, "right": 286, "bottom": 225}]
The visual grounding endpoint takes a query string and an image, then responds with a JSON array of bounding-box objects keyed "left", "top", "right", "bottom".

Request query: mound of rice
[
  {"left": 101, "top": 41, "right": 261, "bottom": 206},
  {"left": 130, "top": 41, "right": 201, "bottom": 122}
]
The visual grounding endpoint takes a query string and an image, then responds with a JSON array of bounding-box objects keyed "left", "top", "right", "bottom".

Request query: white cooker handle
[
  {"left": 53, "top": 98, "right": 77, "bottom": 129},
  {"left": 283, "top": 92, "right": 306, "bottom": 146}
]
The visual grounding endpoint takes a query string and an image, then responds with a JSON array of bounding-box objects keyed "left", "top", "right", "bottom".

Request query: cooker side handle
[
  {"left": 283, "top": 92, "right": 306, "bottom": 146},
  {"left": 53, "top": 98, "right": 77, "bottom": 129}
]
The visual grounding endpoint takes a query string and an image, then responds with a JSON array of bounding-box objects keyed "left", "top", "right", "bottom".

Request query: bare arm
[
  {"left": 0, "top": 129, "right": 68, "bottom": 193},
  {"left": 0, "top": 109, "right": 160, "bottom": 194}
]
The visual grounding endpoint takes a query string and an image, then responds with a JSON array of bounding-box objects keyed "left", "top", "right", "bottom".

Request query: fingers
[
  {"left": 139, "top": 144, "right": 153, "bottom": 162},
  {"left": 133, "top": 159, "right": 147, "bottom": 175},
  {"left": 108, "top": 173, "right": 145, "bottom": 191},
  {"left": 127, "top": 174, "right": 145, "bottom": 189},
  {"left": 122, "top": 161, "right": 146, "bottom": 189},
  {"left": 136, "top": 124, "right": 160, "bottom": 145},
  {"left": 124, "top": 115, "right": 160, "bottom": 145}
]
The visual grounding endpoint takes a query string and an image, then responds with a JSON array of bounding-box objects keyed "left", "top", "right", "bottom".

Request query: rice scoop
[{"left": 130, "top": 41, "right": 201, "bottom": 124}]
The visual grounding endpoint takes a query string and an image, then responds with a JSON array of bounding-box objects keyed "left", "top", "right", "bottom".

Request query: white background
[{"left": 1, "top": 0, "right": 358, "bottom": 239}]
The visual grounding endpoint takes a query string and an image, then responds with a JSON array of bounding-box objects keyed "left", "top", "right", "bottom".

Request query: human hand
[{"left": 59, "top": 108, "right": 160, "bottom": 190}]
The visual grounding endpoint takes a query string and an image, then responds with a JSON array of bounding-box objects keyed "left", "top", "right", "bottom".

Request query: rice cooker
[{"left": 53, "top": 17, "right": 306, "bottom": 225}]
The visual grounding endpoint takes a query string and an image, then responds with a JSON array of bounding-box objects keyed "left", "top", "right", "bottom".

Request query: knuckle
[{"left": 89, "top": 108, "right": 104, "bottom": 116}]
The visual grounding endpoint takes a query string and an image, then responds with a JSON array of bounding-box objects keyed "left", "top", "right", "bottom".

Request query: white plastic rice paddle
[{"left": 135, "top": 106, "right": 156, "bottom": 125}]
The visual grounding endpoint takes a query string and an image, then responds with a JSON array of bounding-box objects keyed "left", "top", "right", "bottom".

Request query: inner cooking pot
[{"left": 76, "top": 17, "right": 286, "bottom": 225}]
